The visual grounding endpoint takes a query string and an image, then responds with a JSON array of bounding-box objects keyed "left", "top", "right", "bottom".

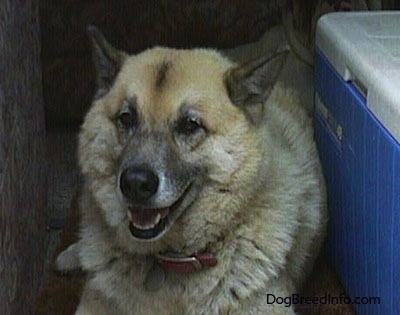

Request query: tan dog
[{"left": 59, "top": 26, "right": 326, "bottom": 314}]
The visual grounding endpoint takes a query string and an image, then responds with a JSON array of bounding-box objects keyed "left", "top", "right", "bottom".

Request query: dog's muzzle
[{"left": 120, "top": 166, "right": 193, "bottom": 240}]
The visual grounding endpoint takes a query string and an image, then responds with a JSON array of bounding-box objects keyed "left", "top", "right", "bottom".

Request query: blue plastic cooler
[{"left": 314, "top": 12, "right": 400, "bottom": 315}]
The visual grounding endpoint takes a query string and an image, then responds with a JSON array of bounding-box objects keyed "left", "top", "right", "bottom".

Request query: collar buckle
[{"left": 155, "top": 252, "right": 217, "bottom": 273}]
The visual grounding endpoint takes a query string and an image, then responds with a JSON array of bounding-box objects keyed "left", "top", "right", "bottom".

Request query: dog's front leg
[
  {"left": 55, "top": 242, "right": 82, "bottom": 273},
  {"left": 75, "top": 285, "right": 119, "bottom": 315},
  {"left": 231, "top": 278, "right": 297, "bottom": 315}
]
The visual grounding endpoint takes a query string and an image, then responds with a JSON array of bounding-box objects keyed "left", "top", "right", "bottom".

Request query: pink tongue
[{"left": 130, "top": 208, "right": 169, "bottom": 226}]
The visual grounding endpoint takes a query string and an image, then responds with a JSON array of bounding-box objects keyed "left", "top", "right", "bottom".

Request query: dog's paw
[{"left": 54, "top": 243, "right": 83, "bottom": 275}]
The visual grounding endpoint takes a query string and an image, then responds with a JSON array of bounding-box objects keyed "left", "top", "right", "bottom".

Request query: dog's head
[{"left": 80, "top": 27, "right": 287, "bottom": 254}]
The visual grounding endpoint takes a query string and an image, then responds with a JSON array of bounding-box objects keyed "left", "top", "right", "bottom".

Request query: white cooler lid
[{"left": 316, "top": 12, "right": 400, "bottom": 142}]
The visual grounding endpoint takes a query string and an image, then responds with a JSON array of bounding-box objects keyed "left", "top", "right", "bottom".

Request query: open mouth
[
  {"left": 127, "top": 184, "right": 192, "bottom": 240},
  {"left": 128, "top": 207, "right": 169, "bottom": 240}
]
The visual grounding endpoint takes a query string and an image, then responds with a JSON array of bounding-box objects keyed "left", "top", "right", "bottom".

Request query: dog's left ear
[
  {"left": 87, "top": 25, "right": 128, "bottom": 99},
  {"left": 225, "top": 49, "right": 289, "bottom": 124}
]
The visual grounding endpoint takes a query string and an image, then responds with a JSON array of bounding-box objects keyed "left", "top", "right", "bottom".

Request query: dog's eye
[
  {"left": 118, "top": 110, "right": 138, "bottom": 129},
  {"left": 176, "top": 116, "right": 204, "bottom": 135}
]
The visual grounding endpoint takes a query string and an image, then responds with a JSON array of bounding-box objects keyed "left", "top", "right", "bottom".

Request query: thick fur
[{"left": 67, "top": 31, "right": 326, "bottom": 314}]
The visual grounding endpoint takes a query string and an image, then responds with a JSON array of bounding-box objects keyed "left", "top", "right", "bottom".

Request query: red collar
[{"left": 155, "top": 252, "right": 217, "bottom": 273}]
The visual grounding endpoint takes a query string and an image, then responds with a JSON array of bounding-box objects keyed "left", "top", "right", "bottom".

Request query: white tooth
[
  {"left": 133, "top": 222, "right": 155, "bottom": 230},
  {"left": 133, "top": 223, "right": 146, "bottom": 230},
  {"left": 127, "top": 211, "right": 132, "bottom": 221},
  {"left": 154, "top": 213, "right": 161, "bottom": 225},
  {"left": 132, "top": 213, "right": 162, "bottom": 231}
]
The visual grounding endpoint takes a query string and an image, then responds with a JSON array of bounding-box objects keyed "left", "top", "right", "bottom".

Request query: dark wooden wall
[{"left": 0, "top": 1, "right": 47, "bottom": 314}]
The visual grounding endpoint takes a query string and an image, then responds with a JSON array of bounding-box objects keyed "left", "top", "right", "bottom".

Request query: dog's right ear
[
  {"left": 225, "top": 49, "right": 289, "bottom": 124},
  {"left": 87, "top": 25, "right": 128, "bottom": 98}
]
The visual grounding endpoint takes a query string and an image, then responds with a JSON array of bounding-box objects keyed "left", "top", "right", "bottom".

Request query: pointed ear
[
  {"left": 87, "top": 25, "right": 128, "bottom": 98},
  {"left": 225, "top": 49, "right": 289, "bottom": 124}
]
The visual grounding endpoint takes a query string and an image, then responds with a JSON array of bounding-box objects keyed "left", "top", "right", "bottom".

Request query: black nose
[{"left": 119, "top": 167, "right": 159, "bottom": 202}]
